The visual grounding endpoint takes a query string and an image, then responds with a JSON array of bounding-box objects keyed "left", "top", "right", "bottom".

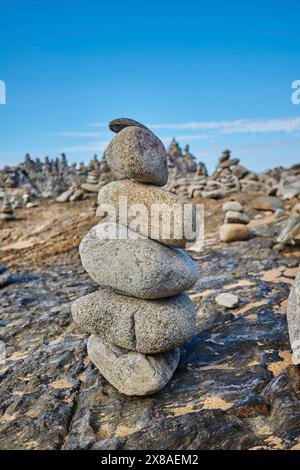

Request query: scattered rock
[
  {"left": 292, "top": 203, "right": 300, "bottom": 215},
  {"left": 277, "top": 216, "right": 300, "bottom": 245},
  {"left": 222, "top": 201, "right": 243, "bottom": 212},
  {"left": 225, "top": 210, "right": 249, "bottom": 225},
  {"left": 280, "top": 187, "right": 300, "bottom": 200},
  {"left": 252, "top": 196, "right": 284, "bottom": 212},
  {"left": 215, "top": 292, "right": 239, "bottom": 309},
  {"left": 0, "top": 265, "right": 12, "bottom": 288},
  {"left": 220, "top": 223, "right": 251, "bottom": 243}
]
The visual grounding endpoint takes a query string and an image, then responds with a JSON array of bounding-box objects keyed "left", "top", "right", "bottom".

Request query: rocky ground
[{"left": 0, "top": 193, "right": 300, "bottom": 450}]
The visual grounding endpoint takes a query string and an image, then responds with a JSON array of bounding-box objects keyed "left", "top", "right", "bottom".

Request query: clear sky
[{"left": 0, "top": 0, "right": 300, "bottom": 173}]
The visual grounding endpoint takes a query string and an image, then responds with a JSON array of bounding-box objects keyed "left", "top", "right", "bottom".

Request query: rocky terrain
[
  {"left": 1, "top": 143, "right": 300, "bottom": 450},
  {"left": 0, "top": 192, "right": 299, "bottom": 449}
]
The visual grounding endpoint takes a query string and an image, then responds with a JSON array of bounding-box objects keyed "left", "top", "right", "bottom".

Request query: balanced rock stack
[
  {"left": 72, "top": 118, "right": 198, "bottom": 396},
  {"left": 219, "top": 200, "right": 250, "bottom": 243},
  {"left": 0, "top": 200, "right": 16, "bottom": 221}
]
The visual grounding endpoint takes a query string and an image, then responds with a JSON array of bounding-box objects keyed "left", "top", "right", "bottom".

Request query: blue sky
[{"left": 0, "top": 0, "right": 300, "bottom": 173}]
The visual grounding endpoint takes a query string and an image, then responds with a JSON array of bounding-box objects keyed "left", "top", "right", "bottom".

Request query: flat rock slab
[
  {"left": 109, "top": 117, "right": 149, "bottom": 134},
  {"left": 79, "top": 222, "right": 198, "bottom": 299},
  {"left": 72, "top": 288, "right": 196, "bottom": 354},
  {"left": 87, "top": 334, "right": 180, "bottom": 396},
  {"left": 252, "top": 196, "right": 284, "bottom": 211},
  {"left": 215, "top": 292, "right": 239, "bottom": 309}
]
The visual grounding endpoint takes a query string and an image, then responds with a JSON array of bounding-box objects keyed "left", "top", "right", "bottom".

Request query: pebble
[
  {"left": 216, "top": 293, "right": 239, "bottom": 309},
  {"left": 220, "top": 223, "right": 250, "bottom": 243},
  {"left": 222, "top": 201, "right": 243, "bottom": 212},
  {"left": 225, "top": 210, "right": 249, "bottom": 225}
]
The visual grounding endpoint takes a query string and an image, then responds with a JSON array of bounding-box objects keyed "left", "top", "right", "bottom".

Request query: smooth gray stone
[
  {"left": 97, "top": 181, "right": 196, "bottom": 248},
  {"left": 72, "top": 288, "right": 196, "bottom": 354},
  {"left": 222, "top": 201, "right": 243, "bottom": 212},
  {"left": 87, "top": 334, "right": 180, "bottom": 396},
  {"left": 79, "top": 223, "right": 198, "bottom": 299},
  {"left": 105, "top": 126, "right": 168, "bottom": 186},
  {"left": 224, "top": 210, "right": 249, "bottom": 225},
  {"left": 287, "top": 266, "right": 300, "bottom": 364}
]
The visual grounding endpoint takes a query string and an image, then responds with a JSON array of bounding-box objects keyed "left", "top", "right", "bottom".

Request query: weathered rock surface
[
  {"left": 1, "top": 194, "right": 300, "bottom": 450},
  {"left": 287, "top": 266, "right": 300, "bottom": 364},
  {"left": 72, "top": 289, "right": 196, "bottom": 354},
  {"left": 220, "top": 223, "right": 250, "bottom": 242},
  {"left": 277, "top": 216, "right": 300, "bottom": 245},
  {"left": 98, "top": 180, "right": 196, "bottom": 248},
  {"left": 87, "top": 335, "right": 180, "bottom": 396},
  {"left": 105, "top": 126, "right": 168, "bottom": 186},
  {"left": 79, "top": 223, "right": 198, "bottom": 299},
  {"left": 252, "top": 196, "right": 284, "bottom": 212}
]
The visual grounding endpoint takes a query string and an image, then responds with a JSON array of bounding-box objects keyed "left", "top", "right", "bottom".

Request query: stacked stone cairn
[
  {"left": 0, "top": 200, "right": 16, "bottom": 221},
  {"left": 72, "top": 118, "right": 198, "bottom": 396},
  {"left": 219, "top": 200, "right": 250, "bottom": 243}
]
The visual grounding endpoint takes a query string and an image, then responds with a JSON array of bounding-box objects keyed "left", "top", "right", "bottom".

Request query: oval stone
[
  {"left": 87, "top": 334, "right": 180, "bottom": 396},
  {"left": 97, "top": 180, "right": 197, "bottom": 248},
  {"left": 72, "top": 288, "right": 196, "bottom": 354},
  {"left": 105, "top": 127, "right": 168, "bottom": 186},
  {"left": 79, "top": 223, "right": 198, "bottom": 299}
]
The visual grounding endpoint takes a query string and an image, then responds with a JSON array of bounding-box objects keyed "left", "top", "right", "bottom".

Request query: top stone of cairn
[
  {"left": 106, "top": 117, "right": 168, "bottom": 186},
  {"left": 109, "top": 117, "right": 149, "bottom": 133}
]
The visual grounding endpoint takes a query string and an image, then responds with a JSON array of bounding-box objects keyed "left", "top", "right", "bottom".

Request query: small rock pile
[
  {"left": 72, "top": 118, "right": 198, "bottom": 396},
  {"left": 219, "top": 200, "right": 250, "bottom": 243},
  {"left": 56, "top": 183, "right": 84, "bottom": 203},
  {"left": 0, "top": 200, "right": 16, "bottom": 221}
]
